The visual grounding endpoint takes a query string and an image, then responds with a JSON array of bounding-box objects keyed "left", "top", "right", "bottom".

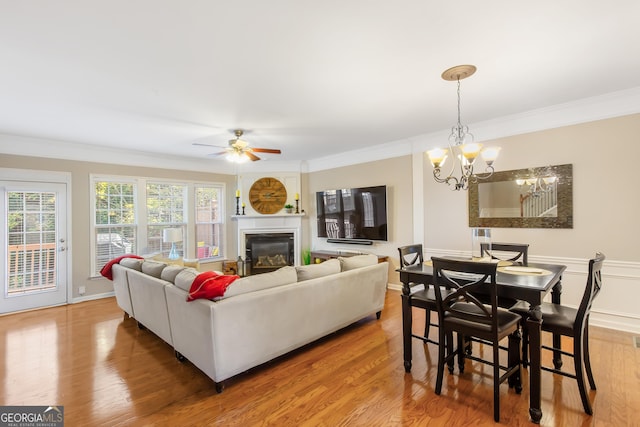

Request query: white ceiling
[{"left": 2, "top": 1, "right": 640, "bottom": 171}]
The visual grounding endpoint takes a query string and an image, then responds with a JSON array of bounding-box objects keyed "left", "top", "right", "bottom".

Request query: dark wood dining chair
[
  {"left": 465, "top": 243, "right": 530, "bottom": 355},
  {"left": 510, "top": 252, "right": 605, "bottom": 415},
  {"left": 431, "top": 257, "right": 522, "bottom": 422},
  {"left": 481, "top": 242, "right": 529, "bottom": 264},
  {"left": 398, "top": 244, "right": 438, "bottom": 346}
]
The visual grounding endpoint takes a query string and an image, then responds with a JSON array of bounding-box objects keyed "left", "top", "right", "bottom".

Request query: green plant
[{"left": 284, "top": 204, "right": 294, "bottom": 209}]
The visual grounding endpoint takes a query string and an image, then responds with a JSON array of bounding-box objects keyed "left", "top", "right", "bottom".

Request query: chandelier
[
  {"left": 516, "top": 167, "right": 557, "bottom": 197},
  {"left": 427, "top": 65, "right": 500, "bottom": 191}
]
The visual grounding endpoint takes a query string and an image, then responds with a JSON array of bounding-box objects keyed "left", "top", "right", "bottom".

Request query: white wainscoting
[{"left": 390, "top": 249, "right": 640, "bottom": 334}]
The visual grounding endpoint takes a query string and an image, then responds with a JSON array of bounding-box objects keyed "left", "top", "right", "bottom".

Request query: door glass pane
[{"left": 6, "top": 191, "right": 57, "bottom": 294}]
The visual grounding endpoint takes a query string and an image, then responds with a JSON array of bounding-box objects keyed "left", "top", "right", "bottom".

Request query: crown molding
[
  {"left": 2, "top": 87, "right": 639, "bottom": 174},
  {"left": 307, "top": 86, "right": 640, "bottom": 171}
]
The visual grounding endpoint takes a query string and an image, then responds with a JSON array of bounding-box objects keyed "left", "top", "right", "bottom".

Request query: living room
[{"left": 1, "top": 2, "right": 640, "bottom": 425}]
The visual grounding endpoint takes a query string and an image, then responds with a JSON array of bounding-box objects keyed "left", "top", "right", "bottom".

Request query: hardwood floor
[{"left": 1, "top": 290, "right": 638, "bottom": 426}]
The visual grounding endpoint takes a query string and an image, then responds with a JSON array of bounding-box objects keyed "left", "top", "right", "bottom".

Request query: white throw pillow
[
  {"left": 119, "top": 257, "right": 143, "bottom": 271},
  {"left": 160, "top": 265, "right": 186, "bottom": 283},
  {"left": 222, "top": 266, "right": 298, "bottom": 299},
  {"left": 141, "top": 261, "right": 167, "bottom": 278},
  {"left": 295, "top": 258, "right": 341, "bottom": 281},
  {"left": 174, "top": 268, "right": 200, "bottom": 292},
  {"left": 338, "top": 254, "right": 378, "bottom": 271}
]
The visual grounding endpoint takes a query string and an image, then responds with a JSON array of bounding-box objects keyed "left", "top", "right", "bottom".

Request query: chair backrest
[
  {"left": 431, "top": 257, "right": 499, "bottom": 329},
  {"left": 398, "top": 244, "right": 424, "bottom": 268},
  {"left": 481, "top": 242, "right": 529, "bottom": 264},
  {"left": 576, "top": 252, "right": 605, "bottom": 329}
]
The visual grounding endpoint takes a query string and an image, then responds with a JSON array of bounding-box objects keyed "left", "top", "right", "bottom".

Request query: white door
[{"left": 0, "top": 181, "right": 68, "bottom": 313}]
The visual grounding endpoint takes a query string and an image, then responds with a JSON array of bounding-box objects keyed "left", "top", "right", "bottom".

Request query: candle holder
[
  {"left": 295, "top": 199, "right": 300, "bottom": 214},
  {"left": 242, "top": 205, "right": 246, "bottom": 215},
  {"left": 235, "top": 196, "right": 240, "bottom": 215}
]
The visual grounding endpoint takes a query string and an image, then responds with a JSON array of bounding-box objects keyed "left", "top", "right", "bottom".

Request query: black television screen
[{"left": 316, "top": 185, "right": 388, "bottom": 242}]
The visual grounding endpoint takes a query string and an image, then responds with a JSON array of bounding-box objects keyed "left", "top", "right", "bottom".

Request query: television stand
[{"left": 310, "top": 250, "right": 389, "bottom": 264}]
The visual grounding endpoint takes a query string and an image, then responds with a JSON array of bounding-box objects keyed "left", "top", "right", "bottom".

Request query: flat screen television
[{"left": 316, "top": 185, "right": 388, "bottom": 243}]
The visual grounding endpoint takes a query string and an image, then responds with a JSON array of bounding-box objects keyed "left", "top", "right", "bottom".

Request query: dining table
[{"left": 397, "top": 260, "right": 567, "bottom": 424}]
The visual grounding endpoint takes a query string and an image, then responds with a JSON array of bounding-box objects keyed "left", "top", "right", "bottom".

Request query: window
[
  {"left": 195, "top": 185, "right": 223, "bottom": 258},
  {"left": 91, "top": 176, "right": 225, "bottom": 275},
  {"left": 146, "top": 183, "right": 186, "bottom": 257},
  {"left": 94, "top": 181, "right": 137, "bottom": 272}
]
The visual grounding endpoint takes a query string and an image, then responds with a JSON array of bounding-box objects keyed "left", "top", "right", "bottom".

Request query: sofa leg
[
  {"left": 137, "top": 321, "right": 146, "bottom": 330},
  {"left": 175, "top": 350, "right": 186, "bottom": 362},
  {"left": 123, "top": 312, "right": 130, "bottom": 320},
  {"left": 215, "top": 382, "right": 225, "bottom": 393},
  {"left": 376, "top": 311, "right": 382, "bottom": 319}
]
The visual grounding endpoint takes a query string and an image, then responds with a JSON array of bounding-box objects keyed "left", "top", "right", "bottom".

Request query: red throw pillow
[{"left": 187, "top": 271, "right": 239, "bottom": 301}]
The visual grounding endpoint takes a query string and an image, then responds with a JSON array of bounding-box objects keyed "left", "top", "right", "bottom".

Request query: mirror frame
[{"left": 468, "top": 163, "right": 573, "bottom": 228}]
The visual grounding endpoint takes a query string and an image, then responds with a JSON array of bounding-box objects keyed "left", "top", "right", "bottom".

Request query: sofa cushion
[
  {"left": 119, "top": 257, "right": 143, "bottom": 271},
  {"left": 222, "top": 266, "right": 298, "bottom": 299},
  {"left": 174, "top": 268, "right": 200, "bottom": 292},
  {"left": 338, "top": 254, "right": 378, "bottom": 271},
  {"left": 295, "top": 258, "right": 341, "bottom": 281},
  {"left": 141, "top": 261, "right": 167, "bottom": 278},
  {"left": 161, "top": 265, "right": 186, "bottom": 283}
]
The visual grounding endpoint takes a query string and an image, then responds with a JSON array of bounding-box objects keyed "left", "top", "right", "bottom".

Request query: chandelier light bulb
[
  {"left": 481, "top": 146, "right": 501, "bottom": 165},
  {"left": 427, "top": 147, "right": 448, "bottom": 168},
  {"left": 460, "top": 143, "right": 483, "bottom": 163}
]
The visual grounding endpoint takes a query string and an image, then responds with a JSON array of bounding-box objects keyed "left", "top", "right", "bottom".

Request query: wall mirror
[{"left": 468, "top": 164, "right": 573, "bottom": 228}]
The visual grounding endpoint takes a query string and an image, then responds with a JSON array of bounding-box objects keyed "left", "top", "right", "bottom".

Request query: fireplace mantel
[{"left": 232, "top": 214, "right": 304, "bottom": 219}]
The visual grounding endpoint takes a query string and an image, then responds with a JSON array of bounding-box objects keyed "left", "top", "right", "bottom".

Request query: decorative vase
[{"left": 471, "top": 228, "right": 492, "bottom": 262}]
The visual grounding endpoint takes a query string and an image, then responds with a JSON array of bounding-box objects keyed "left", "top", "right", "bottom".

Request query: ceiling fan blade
[
  {"left": 207, "top": 151, "right": 228, "bottom": 157},
  {"left": 246, "top": 151, "right": 261, "bottom": 161},
  {"left": 193, "top": 142, "right": 226, "bottom": 149},
  {"left": 251, "top": 148, "right": 281, "bottom": 154}
]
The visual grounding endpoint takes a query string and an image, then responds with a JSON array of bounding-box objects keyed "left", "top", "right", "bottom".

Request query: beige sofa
[{"left": 112, "top": 255, "right": 388, "bottom": 392}]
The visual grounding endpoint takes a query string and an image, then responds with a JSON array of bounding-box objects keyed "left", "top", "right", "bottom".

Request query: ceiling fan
[{"left": 192, "top": 129, "right": 282, "bottom": 162}]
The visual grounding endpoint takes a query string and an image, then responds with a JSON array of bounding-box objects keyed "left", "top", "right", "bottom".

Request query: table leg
[
  {"left": 551, "top": 279, "right": 563, "bottom": 369},
  {"left": 527, "top": 304, "right": 543, "bottom": 424},
  {"left": 401, "top": 290, "right": 413, "bottom": 372}
]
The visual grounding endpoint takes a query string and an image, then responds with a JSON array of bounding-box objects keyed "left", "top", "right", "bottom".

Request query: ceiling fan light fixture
[
  {"left": 192, "top": 128, "right": 282, "bottom": 162},
  {"left": 227, "top": 151, "right": 249, "bottom": 163}
]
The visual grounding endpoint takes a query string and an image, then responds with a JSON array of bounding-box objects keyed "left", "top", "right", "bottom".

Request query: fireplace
[
  {"left": 235, "top": 214, "right": 302, "bottom": 275},
  {"left": 245, "top": 233, "right": 294, "bottom": 275}
]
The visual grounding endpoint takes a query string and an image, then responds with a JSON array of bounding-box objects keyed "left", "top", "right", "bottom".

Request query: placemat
[
  {"left": 497, "top": 266, "right": 553, "bottom": 276},
  {"left": 423, "top": 259, "right": 512, "bottom": 267}
]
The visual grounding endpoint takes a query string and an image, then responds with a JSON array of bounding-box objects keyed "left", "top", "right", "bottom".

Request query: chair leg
[
  {"left": 493, "top": 339, "right": 501, "bottom": 422},
  {"left": 435, "top": 328, "right": 447, "bottom": 395},
  {"left": 573, "top": 332, "right": 593, "bottom": 415},
  {"left": 583, "top": 324, "right": 597, "bottom": 390},
  {"left": 424, "top": 309, "right": 432, "bottom": 340},
  {"left": 447, "top": 331, "right": 455, "bottom": 374},
  {"left": 508, "top": 331, "right": 522, "bottom": 392},
  {"left": 456, "top": 333, "right": 465, "bottom": 373},
  {"left": 521, "top": 322, "right": 529, "bottom": 368}
]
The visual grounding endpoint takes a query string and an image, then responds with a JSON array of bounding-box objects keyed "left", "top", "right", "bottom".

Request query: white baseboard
[{"left": 72, "top": 291, "right": 115, "bottom": 304}]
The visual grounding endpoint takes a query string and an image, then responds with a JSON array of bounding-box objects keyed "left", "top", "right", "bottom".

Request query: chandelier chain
[{"left": 457, "top": 77, "right": 462, "bottom": 129}]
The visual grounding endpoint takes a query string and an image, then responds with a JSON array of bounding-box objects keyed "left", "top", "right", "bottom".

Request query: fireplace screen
[{"left": 245, "top": 233, "right": 294, "bottom": 275}]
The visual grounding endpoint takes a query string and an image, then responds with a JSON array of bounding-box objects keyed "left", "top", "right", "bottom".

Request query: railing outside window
[{"left": 7, "top": 243, "right": 56, "bottom": 293}]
